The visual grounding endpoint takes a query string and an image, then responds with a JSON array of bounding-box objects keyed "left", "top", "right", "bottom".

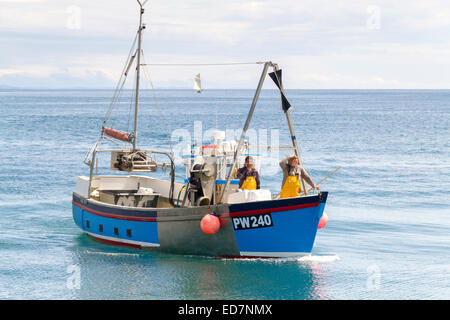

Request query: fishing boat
[
  {"left": 194, "top": 73, "right": 204, "bottom": 93},
  {"left": 72, "top": 1, "right": 329, "bottom": 258}
]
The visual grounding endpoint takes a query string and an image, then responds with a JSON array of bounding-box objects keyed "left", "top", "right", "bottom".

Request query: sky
[{"left": 0, "top": 0, "right": 449, "bottom": 89}]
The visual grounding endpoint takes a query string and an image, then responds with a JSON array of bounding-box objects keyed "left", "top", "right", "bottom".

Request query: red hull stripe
[
  {"left": 88, "top": 234, "right": 142, "bottom": 249},
  {"left": 74, "top": 200, "right": 318, "bottom": 221},
  {"left": 72, "top": 200, "right": 157, "bottom": 222},
  {"left": 229, "top": 202, "right": 319, "bottom": 217}
]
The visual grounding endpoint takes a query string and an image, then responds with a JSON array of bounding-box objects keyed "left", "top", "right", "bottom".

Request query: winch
[{"left": 185, "top": 158, "right": 216, "bottom": 206}]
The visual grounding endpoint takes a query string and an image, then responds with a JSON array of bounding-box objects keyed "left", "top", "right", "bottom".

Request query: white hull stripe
[
  {"left": 85, "top": 231, "right": 160, "bottom": 247},
  {"left": 239, "top": 251, "right": 310, "bottom": 258}
]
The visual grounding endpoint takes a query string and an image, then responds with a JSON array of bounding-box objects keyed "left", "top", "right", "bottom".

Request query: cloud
[
  {"left": 0, "top": 0, "right": 449, "bottom": 88},
  {"left": 0, "top": 66, "right": 116, "bottom": 88}
]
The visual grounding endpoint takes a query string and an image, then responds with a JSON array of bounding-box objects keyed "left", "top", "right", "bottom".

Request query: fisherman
[
  {"left": 279, "top": 154, "right": 319, "bottom": 198},
  {"left": 237, "top": 156, "right": 260, "bottom": 190}
]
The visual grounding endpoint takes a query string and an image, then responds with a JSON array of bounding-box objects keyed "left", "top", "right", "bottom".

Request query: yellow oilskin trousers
[
  {"left": 241, "top": 176, "right": 257, "bottom": 190},
  {"left": 280, "top": 175, "right": 302, "bottom": 198}
]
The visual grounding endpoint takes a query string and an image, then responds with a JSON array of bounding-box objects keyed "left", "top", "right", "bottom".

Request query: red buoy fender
[
  {"left": 318, "top": 211, "right": 328, "bottom": 229},
  {"left": 200, "top": 213, "right": 220, "bottom": 235}
]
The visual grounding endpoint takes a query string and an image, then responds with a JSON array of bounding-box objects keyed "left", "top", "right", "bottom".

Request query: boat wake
[
  {"left": 85, "top": 250, "right": 141, "bottom": 258},
  {"left": 295, "top": 254, "right": 340, "bottom": 263},
  {"left": 264, "top": 254, "right": 340, "bottom": 264},
  {"left": 216, "top": 254, "right": 340, "bottom": 263}
]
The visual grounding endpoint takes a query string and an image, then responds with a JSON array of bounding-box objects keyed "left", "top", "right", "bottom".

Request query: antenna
[{"left": 138, "top": 0, "right": 149, "bottom": 7}]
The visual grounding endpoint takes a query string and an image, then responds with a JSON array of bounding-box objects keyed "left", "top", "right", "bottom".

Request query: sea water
[{"left": 0, "top": 89, "right": 448, "bottom": 299}]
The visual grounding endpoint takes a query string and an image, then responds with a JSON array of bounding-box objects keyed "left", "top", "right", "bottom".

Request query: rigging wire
[
  {"left": 126, "top": 69, "right": 137, "bottom": 133},
  {"left": 140, "top": 52, "right": 177, "bottom": 206},
  {"left": 141, "top": 62, "right": 265, "bottom": 66},
  {"left": 140, "top": 51, "right": 174, "bottom": 153},
  {"left": 103, "top": 31, "right": 139, "bottom": 126},
  {"left": 136, "top": 60, "right": 268, "bottom": 151},
  {"left": 84, "top": 33, "right": 138, "bottom": 164}
]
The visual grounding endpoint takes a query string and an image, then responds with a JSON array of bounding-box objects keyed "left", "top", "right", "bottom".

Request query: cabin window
[
  {"left": 114, "top": 227, "right": 119, "bottom": 235},
  {"left": 99, "top": 224, "right": 103, "bottom": 232},
  {"left": 126, "top": 229, "right": 132, "bottom": 237},
  {"left": 86, "top": 220, "right": 90, "bottom": 228}
]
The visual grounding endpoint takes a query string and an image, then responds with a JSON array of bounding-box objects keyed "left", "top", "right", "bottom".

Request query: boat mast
[
  {"left": 218, "top": 61, "right": 270, "bottom": 203},
  {"left": 271, "top": 63, "right": 308, "bottom": 194},
  {"left": 133, "top": 0, "right": 147, "bottom": 151}
]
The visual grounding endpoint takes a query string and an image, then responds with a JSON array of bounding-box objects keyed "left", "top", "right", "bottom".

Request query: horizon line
[{"left": 1, "top": 87, "right": 449, "bottom": 91}]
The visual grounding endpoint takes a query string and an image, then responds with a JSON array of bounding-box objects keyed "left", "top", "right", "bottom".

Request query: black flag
[{"left": 269, "top": 69, "right": 292, "bottom": 112}]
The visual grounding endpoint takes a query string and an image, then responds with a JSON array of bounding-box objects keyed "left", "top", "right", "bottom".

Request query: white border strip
[
  {"left": 239, "top": 251, "right": 310, "bottom": 258},
  {"left": 85, "top": 231, "right": 160, "bottom": 248}
]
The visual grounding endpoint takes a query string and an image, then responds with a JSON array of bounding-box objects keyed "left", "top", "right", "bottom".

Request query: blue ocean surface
[{"left": 0, "top": 88, "right": 449, "bottom": 299}]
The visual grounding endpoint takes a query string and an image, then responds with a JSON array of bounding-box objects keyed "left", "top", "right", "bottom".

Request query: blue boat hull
[{"left": 72, "top": 192, "right": 327, "bottom": 258}]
